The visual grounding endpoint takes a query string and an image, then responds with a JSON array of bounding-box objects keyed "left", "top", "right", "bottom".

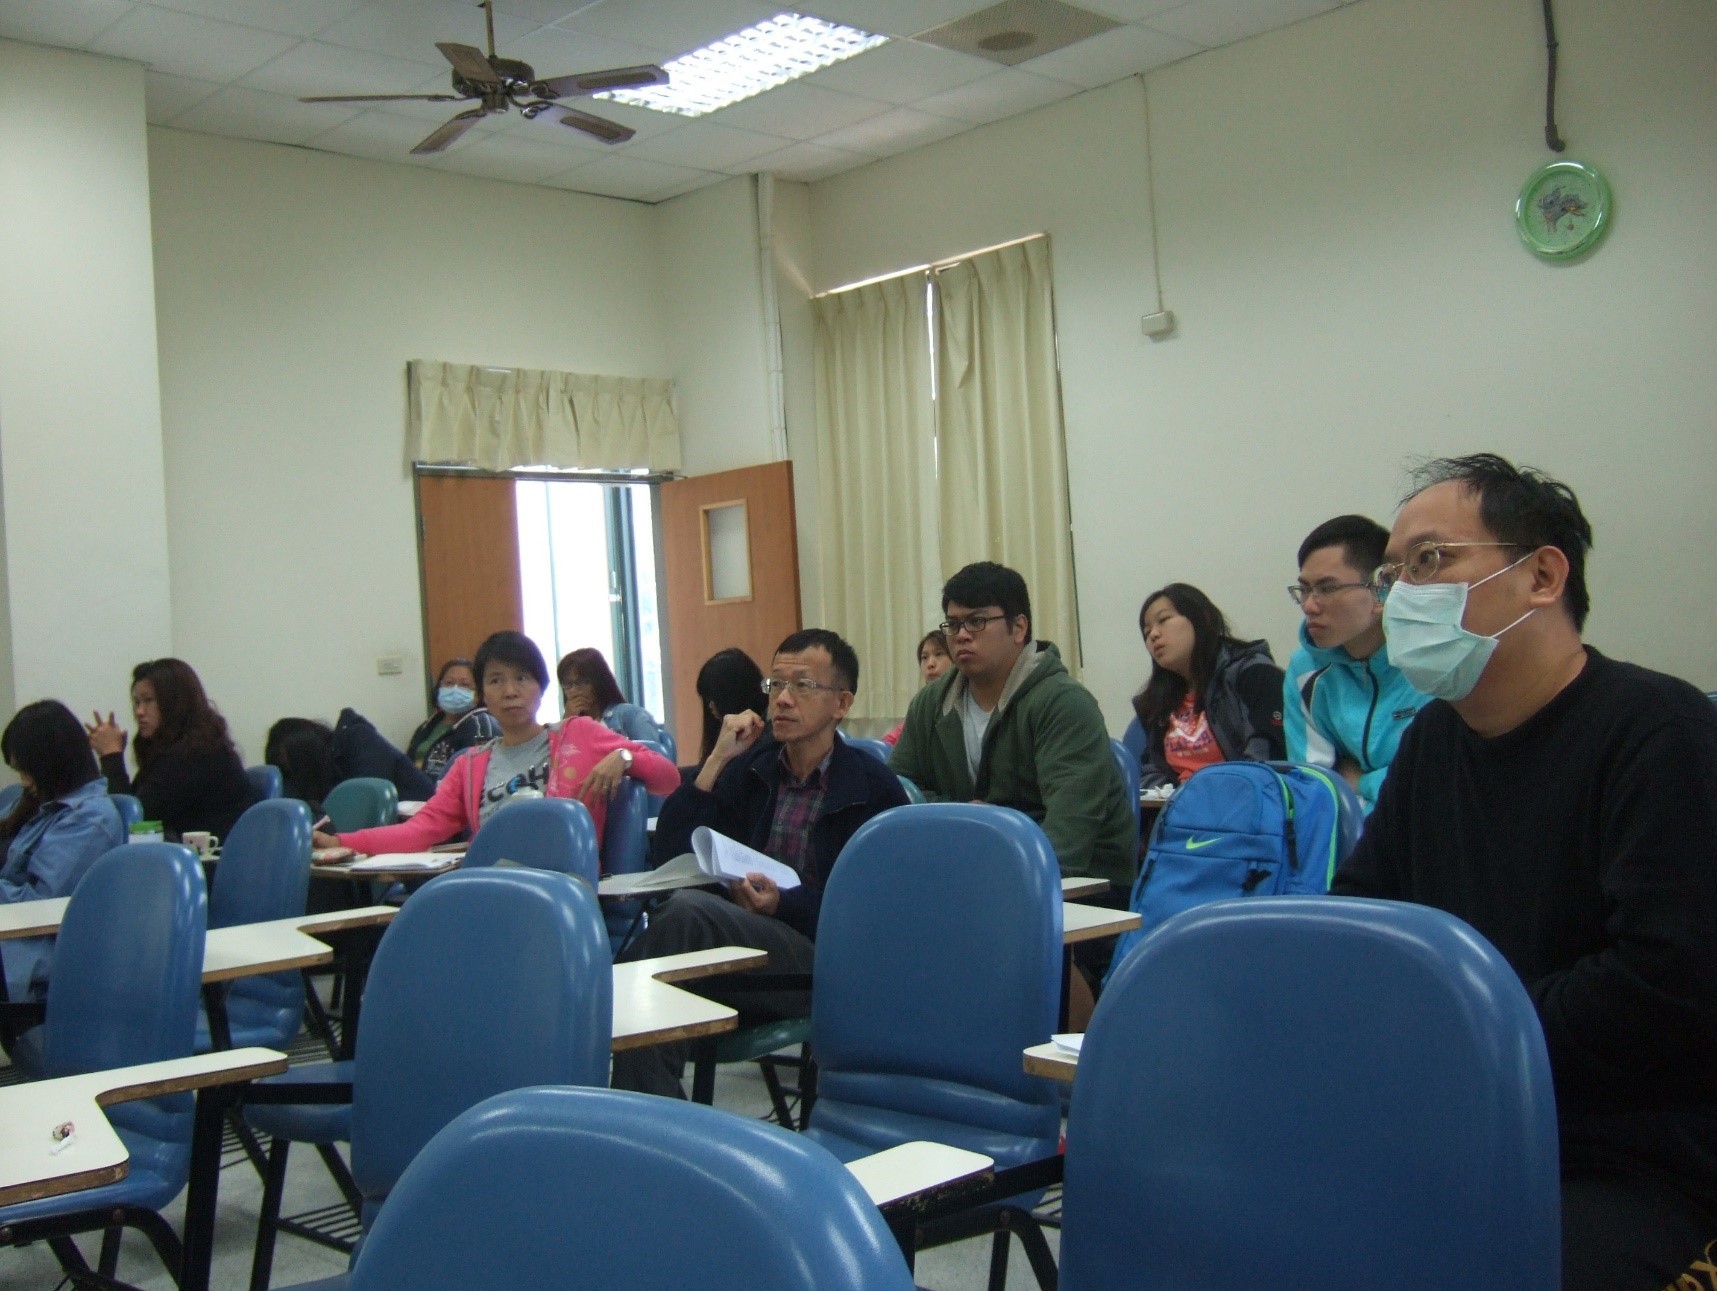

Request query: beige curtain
[
  {"left": 933, "top": 237, "right": 1081, "bottom": 669},
  {"left": 812, "top": 273, "right": 938, "bottom": 722},
  {"left": 408, "top": 360, "right": 681, "bottom": 473}
]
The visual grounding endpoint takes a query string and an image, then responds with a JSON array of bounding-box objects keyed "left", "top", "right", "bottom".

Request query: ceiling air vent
[{"left": 916, "top": 0, "right": 1120, "bottom": 67}]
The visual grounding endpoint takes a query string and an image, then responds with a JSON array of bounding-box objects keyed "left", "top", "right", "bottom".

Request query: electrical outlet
[{"left": 376, "top": 654, "right": 405, "bottom": 676}]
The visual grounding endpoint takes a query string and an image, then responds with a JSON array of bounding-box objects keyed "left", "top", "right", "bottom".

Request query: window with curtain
[
  {"left": 811, "top": 235, "right": 1079, "bottom": 722},
  {"left": 408, "top": 360, "right": 681, "bottom": 473}
]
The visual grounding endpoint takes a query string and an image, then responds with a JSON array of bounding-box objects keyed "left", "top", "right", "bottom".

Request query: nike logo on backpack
[{"left": 1185, "top": 836, "right": 1220, "bottom": 850}]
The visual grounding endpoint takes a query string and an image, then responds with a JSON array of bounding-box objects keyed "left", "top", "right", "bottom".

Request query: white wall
[
  {"left": 808, "top": 0, "right": 1717, "bottom": 728},
  {"left": 0, "top": 41, "right": 173, "bottom": 730},
  {"left": 148, "top": 129, "right": 670, "bottom": 758}
]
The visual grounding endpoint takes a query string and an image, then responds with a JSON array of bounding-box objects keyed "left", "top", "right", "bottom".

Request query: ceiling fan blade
[
  {"left": 299, "top": 92, "right": 465, "bottom": 104},
  {"left": 436, "top": 41, "right": 501, "bottom": 86},
  {"left": 410, "top": 108, "right": 489, "bottom": 156},
  {"left": 532, "top": 64, "right": 668, "bottom": 99},
  {"left": 550, "top": 106, "right": 636, "bottom": 145}
]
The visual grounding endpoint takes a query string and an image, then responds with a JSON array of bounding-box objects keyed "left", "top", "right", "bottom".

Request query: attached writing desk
[
  {"left": 611, "top": 947, "right": 768, "bottom": 1051},
  {"left": 1059, "top": 875, "right": 1110, "bottom": 902},
  {"left": 0, "top": 897, "right": 71, "bottom": 942},
  {"left": 1022, "top": 1039, "right": 1080, "bottom": 1083},
  {"left": 0, "top": 1047, "right": 288, "bottom": 1291}
]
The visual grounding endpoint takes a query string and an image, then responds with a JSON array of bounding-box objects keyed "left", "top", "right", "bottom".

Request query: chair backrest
[
  {"left": 654, "top": 727, "right": 677, "bottom": 765},
  {"left": 350, "top": 868, "right": 612, "bottom": 1210},
  {"left": 44, "top": 843, "right": 208, "bottom": 1188},
  {"left": 601, "top": 779, "right": 651, "bottom": 877},
  {"left": 247, "top": 763, "right": 284, "bottom": 800},
  {"left": 809, "top": 804, "right": 1063, "bottom": 1163},
  {"left": 463, "top": 797, "right": 599, "bottom": 887},
  {"left": 1120, "top": 715, "right": 1147, "bottom": 764},
  {"left": 1108, "top": 738, "right": 1141, "bottom": 843},
  {"left": 324, "top": 776, "right": 400, "bottom": 832},
  {"left": 0, "top": 781, "right": 21, "bottom": 816},
  {"left": 352, "top": 1087, "right": 915, "bottom": 1291},
  {"left": 1060, "top": 897, "right": 1561, "bottom": 1290},
  {"left": 111, "top": 792, "right": 144, "bottom": 829},
  {"left": 844, "top": 736, "right": 893, "bottom": 766},
  {"left": 209, "top": 798, "right": 313, "bottom": 928}
]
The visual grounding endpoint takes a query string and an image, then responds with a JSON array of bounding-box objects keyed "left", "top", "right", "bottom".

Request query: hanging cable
[{"left": 1541, "top": 0, "right": 1566, "bottom": 152}]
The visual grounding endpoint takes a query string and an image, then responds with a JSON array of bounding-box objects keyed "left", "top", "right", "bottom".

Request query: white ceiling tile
[
  {"left": 625, "top": 119, "right": 791, "bottom": 171},
  {"left": 650, "top": 170, "right": 732, "bottom": 202},
  {"left": 556, "top": 0, "right": 778, "bottom": 60},
  {"left": 710, "top": 81, "right": 890, "bottom": 141},
  {"left": 1143, "top": 0, "right": 1337, "bottom": 49},
  {"left": 747, "top": 139, "right": 869, "bottom": 182},
  {"left": 494, "top": 23, "right": 671, "bottom": 80},
  {"left": 170, "top": 85, "right": 361, "bottom": 144},
  {"left": 813, "top": 105, "right": 969, "bottom": 157},
  {"left": 803, "top": 38, "right": 992, "bottom": 103},
  {"left": 90, "top": 5, "right": 300, "bottom": 81},
  {"left": 240, "top": 39, "right": 440, "bottom": 98},
  {"left": 316, "top": 0, "right": 537, "bottom": 66},
  {"left": 912, "top": 68, "right": 1080, "bottom": 124},
  {"left": 796, "top": 0, "right": 982, "bottom": 39},
  {"left": 143, "top": 69, "right": 222, "bottom": 122},
  {"left": 428, "top": 130, "right": 598, "bottom": 182},
  {"left": 545, "top": 152, "right": 711, "bottom": 201},
  {"left": 1075, "top": 0, "right": 1187, "bottom": 20},
  {"left": 1018, "top": 20, "right": 1200, "bottom": 86},
  {"left": 490, "top": 0, "right": 600, "bottom": 24},
  {"left": 303, "top": 107, "right": 450, "bottom": 161},
  {"left": 145, "top": 0, "right": 366, "bottom": 39},
  {"left": 0, "top": 0, "right": 134, "bottom": 47}
]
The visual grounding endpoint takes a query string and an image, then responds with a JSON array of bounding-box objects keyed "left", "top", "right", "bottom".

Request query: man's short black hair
[
  {"left": 473, "top": 630, "right": 550, "bottom": 693},
  {"left": 1298, "top": 514, "right": 1391, "bottom": 575},
  {"left": 1403, "top": 453, "right": 1594, "bottom": 629},
  {"left": 776, "top": 628, "right": 860, "bottom": 694},
  {"left": 941, "top": 562, "right": 1033, "bottom": 644}
]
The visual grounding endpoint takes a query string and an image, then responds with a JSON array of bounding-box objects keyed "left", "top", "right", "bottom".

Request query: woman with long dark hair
[
  {"left": 694, "top": 648, "right": 767, "bottom": 764},
  {"left": 4, "top": 700, "right": 127, "bottom": 1000},
  {"left": 405, "top": 658, "right": 502, "bottom": 780},
  {"left": 265, "top": 711, "right": 434, "bottom": 816},
  {"left": 1133, "top": 584, "right": 1286, "bottom": 788},
  {"left": 557, "top": 648, "right": 664, "bottom": 745},
  {"left": 86, "top": 658, "right": 257, "bottom": 841}
]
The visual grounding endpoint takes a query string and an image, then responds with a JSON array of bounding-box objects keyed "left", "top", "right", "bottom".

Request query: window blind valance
[{"left": 408, "top": 360, "right": 681, "bottom": 473}]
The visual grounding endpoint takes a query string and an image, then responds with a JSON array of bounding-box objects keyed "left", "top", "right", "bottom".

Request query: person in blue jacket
[
  {"left": 1283, "top": 515, "right": 1424, "bottom": 812},
  {"left": 557, "top": 648, "right": 665, "bottom": 746},
  {"left": 1, "top": 700, "right": 127, "bottom": 1003}
]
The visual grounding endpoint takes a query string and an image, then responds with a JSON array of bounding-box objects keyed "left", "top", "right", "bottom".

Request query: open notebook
[{"left": 607, "top": 827, "right": 802, "bottom": 894}]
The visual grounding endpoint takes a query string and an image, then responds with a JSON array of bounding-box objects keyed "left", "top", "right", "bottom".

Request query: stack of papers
[
  {"left": 348, "top": 853, "right": 460, "bottom": 872},
  {"left": 606, "top": 829, "right": 801, "bottom": 895},
  {"left": 1050, "top": 1034, "right": 1084, "bottom": 1055}
]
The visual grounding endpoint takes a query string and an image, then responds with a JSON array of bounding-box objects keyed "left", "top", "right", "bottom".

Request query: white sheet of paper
[
  {"left": 347, "top": 853, "right": 458, "bottom": 872},
  {"left": 691, "top": 827, "right": 801, "bottom": 891},
  {"left": 1051, "top": 1033, "right": 1084, "bottom": 1054}
]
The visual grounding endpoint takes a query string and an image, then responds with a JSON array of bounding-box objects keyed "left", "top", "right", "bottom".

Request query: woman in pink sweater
[{"left": 312, "top": 632, "right": 676, "bottom": 863}]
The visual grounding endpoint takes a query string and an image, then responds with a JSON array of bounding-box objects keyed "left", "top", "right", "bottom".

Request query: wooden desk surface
[
  {"left": 1022, "top": 1040, "right": 1079, "bottom": 1083},
  {"left": 1059, "top": 875, "right": 1109, "bottom": 902},
  {"left": 610, "top": 947, "right": 767, "bottom": 1052},
  {"left": 845, "top": 1141, "right": 994, "bottom": 1210},
  {"left": 0, "top": 896, "right": 71, "bottom": 942},
  {"left": 1062, "top": 902, "right": 1139, "bottom": 945},
  {"left": 201, "top": 907, "right": 397, "bottom": 983},
  {"left": 0, "top": 1048, "right": 287, "bottom": 1207}
]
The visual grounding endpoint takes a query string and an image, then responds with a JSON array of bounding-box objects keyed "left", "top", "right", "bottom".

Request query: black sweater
[
  {"left": 101, "top": 743, "right": 258, "bottom": 842},
  {"left": 1333, "top": 649, "right": 1717, "bottom": 1197}
]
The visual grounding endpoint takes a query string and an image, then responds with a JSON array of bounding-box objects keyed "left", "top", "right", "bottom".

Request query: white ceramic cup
[{"left": 182, "top": 830, "right": 218, "bottom": 858}]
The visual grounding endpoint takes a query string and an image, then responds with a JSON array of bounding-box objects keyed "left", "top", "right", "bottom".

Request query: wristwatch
[{"left": 617, "top": 748, "right": 633, "bottom": 769}]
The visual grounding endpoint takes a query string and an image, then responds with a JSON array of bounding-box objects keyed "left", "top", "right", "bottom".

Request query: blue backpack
[{"left": 1105, "top": 762, "right": 1354, "bottom": 984}]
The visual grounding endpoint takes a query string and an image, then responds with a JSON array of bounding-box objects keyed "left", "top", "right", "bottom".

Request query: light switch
[{"left": 377, "top": 654, "right": 405, "bottom": 676}]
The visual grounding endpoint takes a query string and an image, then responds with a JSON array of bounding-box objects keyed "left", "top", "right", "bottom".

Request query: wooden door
[
  {"left": 416, "top": 474, "right": 524, "bottom": 686},
  {"left": 659, "top": 461, "right": 802, "bottom": 759}
]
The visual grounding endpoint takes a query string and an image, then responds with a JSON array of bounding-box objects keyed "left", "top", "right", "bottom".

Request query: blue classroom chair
[
  {"left": 248, "top": 764, "right": 284, "bottom": 801},
  {"left": 1059, "top": 897, "right": 1560, "bottom": 1290},
  {"left": 1109, "top": 738, "right": 1140, "bottom": 847},
  {"left": 804, "top": 803, "right": 1063, "bottom": 1287},
  {"left": 0, "top": 781, "right": 21, "bottom": 816},
  {"left": 0, "top": 844, "right": 208, "bottom": 1285},
  {"left": 844, "top": 736, "right": 893, "bottom": 766},
  {"left": 322, "top": 778, "right": 398, "bottom": 832},
  {"left": 463, "top": 797, "right": 598, "bottom": 887},
  {"left": 247, "top": 867, "right": 612, "bottom": 1291},
  {"left": 111, "top": 793, "right": 144, "bottom": 830},
  {"left": 338, "top": 1087, "right": 915, "bottom": 1291},
  {"left": 601, "top": 778, "right": 652, "bottom": 957}
]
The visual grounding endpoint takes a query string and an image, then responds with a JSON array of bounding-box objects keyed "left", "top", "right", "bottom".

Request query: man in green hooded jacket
[{"left": 890, "top": 562, "right": 1136, "bottom": 888}]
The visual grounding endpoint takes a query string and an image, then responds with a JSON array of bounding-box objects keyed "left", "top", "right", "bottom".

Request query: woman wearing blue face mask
[{"left": 405, "top": 658, "right": 502, "bottom": 781}]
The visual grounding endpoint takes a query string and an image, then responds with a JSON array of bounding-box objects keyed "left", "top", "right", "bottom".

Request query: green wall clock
[{"left": 1515, "top": 159, "right": 1612, "bottom": 263}]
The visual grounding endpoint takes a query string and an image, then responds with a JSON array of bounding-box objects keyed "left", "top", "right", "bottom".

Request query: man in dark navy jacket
[{"left": 611, "top": 628, "right": 907, "bottom": 1098}]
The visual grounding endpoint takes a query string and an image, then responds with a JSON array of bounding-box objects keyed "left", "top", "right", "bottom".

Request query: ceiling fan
[{"left": 299, "top": 0, "right": 668, "bottom": 155}]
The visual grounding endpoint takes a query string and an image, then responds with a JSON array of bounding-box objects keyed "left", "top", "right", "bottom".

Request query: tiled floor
[{"left": 2, "top": 1052, "right": 1059, "bottom": 1290}]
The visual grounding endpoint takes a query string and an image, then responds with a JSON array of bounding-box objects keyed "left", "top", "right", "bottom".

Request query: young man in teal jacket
[
  {"left": 890, "top": 562, "right": 1135, "bottom": 889},
  {"left": 1283, "top": 515, "right": 1423, "bottom": 812}
]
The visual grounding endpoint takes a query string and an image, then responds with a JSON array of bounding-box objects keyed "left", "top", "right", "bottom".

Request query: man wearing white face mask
[{"left": 1333, "top": 454, "right": 1717, "bottom": 1291}]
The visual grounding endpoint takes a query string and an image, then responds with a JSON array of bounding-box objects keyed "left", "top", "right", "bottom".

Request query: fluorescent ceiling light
[{"left": 596, "top": 12, "right": 888, "bottom": 118}]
